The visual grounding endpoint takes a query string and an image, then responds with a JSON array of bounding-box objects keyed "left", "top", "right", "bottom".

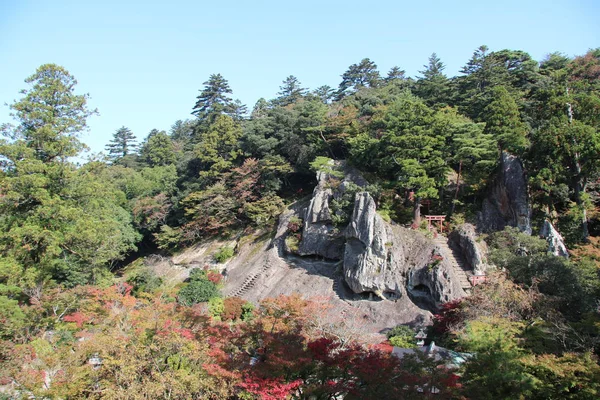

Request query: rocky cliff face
[
  {"left": 540, "top": 220, "right": 569, "bottom": 258},
  {"left": 297, "top": 161, "right": 367, "bottom": 260},
  {"left": 479, "top": 152, "right": 532, "bottom": 234},
  {"left": 343, "top": 192, "right": 466, "bottom": 308},
  {"left": 449, "top": 223, "right": 490, "bottom": 275}
]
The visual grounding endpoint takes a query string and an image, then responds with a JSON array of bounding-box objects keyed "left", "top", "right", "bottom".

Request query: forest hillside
[{"left": 1, "top": 47, "right": 600, "bottom": 399}]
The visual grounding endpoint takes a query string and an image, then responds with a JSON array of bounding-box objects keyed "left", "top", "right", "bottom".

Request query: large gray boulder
[
  {"left": 449, "top": 223, "right": 491, "bottom": 275},
  {"left": 479, "top": 152, "right": 532, "bottom": 234},
  {"left": 540, "top": 220, "right": 569, "bottom": 258},
  {"left": 343, "top": 193, "right": 466, "bottom": 307},
  {"left": 297, "top": 161, "right": 366, "bottom": 260}
]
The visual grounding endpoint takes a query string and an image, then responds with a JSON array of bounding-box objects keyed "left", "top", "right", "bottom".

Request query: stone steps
[
  {"left": 226, "top": 262, "right": 270, "bottom": 298},
  {"left": 434, "top": 237, "right": 472, "bottom": 290}
]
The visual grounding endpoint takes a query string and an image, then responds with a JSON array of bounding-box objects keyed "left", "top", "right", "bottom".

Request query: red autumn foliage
[
  {"left": 240, "top": 377, "right": 302, "bottom": 400},
  {"left": 432, "top": 299, "right": 464, "bottom": 335},
  {"left": 63, "top": 311, "right": 90, "bottom": 328},
  {"left": 206, "top": 271, "right": 223, "bottom": 285}
]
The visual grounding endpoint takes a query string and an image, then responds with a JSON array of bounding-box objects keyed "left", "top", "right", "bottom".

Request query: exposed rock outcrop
[
  {"left": 479, "top": 152, "right": 532, "bottom": 234},
  {"left": 344, "top": 192, "right": 466, "bottom": 308},
  {"left": 297, "top": 161, "right": 366, "bottom": 260},
  {"left": 449, "top": 223, "right": 491, "bottom": 275},
  {"left": 540, "top": 220, "right": 569, "bottom": 258}
]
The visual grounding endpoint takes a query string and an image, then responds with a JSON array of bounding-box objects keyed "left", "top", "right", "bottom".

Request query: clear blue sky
[{"left": 1, "top": 0, "right": 598, "bottom": 157}]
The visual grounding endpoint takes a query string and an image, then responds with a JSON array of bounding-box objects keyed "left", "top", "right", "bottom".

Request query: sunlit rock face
[
  {"left": 540, "top": 220, "right": 569, "bottom": 258},
  {"left": 479, "top": 152, "right": 532, "bottom": 235},
  {"left": 343, "top": 192, "right": 466, "bottom": 308},
  {"left": 297, "top": 161, "right": 366, "bottom": 260}
]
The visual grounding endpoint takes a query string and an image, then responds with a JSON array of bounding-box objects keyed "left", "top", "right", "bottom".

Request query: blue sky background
[{"left": 1, "top": 0, "right": 598, "bottom": 157}]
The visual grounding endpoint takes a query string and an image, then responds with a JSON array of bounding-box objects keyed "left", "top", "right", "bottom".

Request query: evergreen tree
[
  {"left": 169, "top": 119, "right": 195, "bottom": 142},
  {"left": 458, "top": 47, "right": 538, "bottom": 120},
  {"left": 0, "top": 65, "right": 138, "bottom": 288},
  {"left": 313, "top": 85, "right": 335, "bottom": 104},
  {"left": 230, "top": 99, "right": 248, "bottom": 121},
  {"left": 336, "top": 58, "right": 381, "bottom": 99},
  {"left": 191, "top": 73, "right": 234, "bottom": 123},
  {"left": 140, "top": 130, "right": 176, "bottom": 166},
  {"left": 105, "top": 126, "right": 137, "bottom": 160},
  {"left": 4, "top": 64, "right": 97, "bottom": 162},
  {"left": 386, "top": 66, "right": 406, "bottom": 82},
  {"left": 276, "top": 75, "right": 307, "bottom": 106},
  {"left": 377, "top": 96, "right": 447, "bottom": 224},
  {"left": 195, "top": 115, "right": 242, "bottom": 180},
  {"left": 482, "top": 86, "right": 529, "bottom": 153},
  {"left": 415, "top": 53, "right": 451, "bottom": 108}
]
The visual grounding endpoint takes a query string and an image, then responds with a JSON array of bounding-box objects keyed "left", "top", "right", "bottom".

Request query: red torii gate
[{"left": 425, "top": 215, "right": 446, "bottom": 233}]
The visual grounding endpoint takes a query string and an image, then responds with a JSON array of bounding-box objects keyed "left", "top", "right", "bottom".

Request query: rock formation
[
  {"left": 449, "top": 223, "right": 491, "bottom": 275},
  {"left": 343, "top": 192, "right": 467, "bottom": 308},
  {"left": 540, "top": 220, "right": 569, "bottom": 258},
  {"left": 297, "top": 161, "right": 366, "bottom": 259},
  {"left": 479, "top": 152, "right": 532, "bottom": 234}
]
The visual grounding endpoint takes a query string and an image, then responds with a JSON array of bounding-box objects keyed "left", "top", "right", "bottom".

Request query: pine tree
[
  {"left": 386, "top": 66, "right": 406, "bottom": 82},
  {"left": 276, "top": 75, "right": 307, "bottom": 106},
  {"left": 105, "top": 126, "right": 137, "bottom": 160},
  {"left": 336, "top": 58, "right": 381, "bottom": 99},
  {"left": 415, "top": 53, "right": 451, "bottom": 108},
  {"left": 313, "top": 85, "right": 335, "bottom": 104},
  {"left": 192, "top": 73, "right": 234, "bottom": 123}
]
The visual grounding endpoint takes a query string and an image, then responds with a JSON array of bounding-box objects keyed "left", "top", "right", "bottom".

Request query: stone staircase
[
  {"left": 434, "top": 236, "right": 472, "bottom": 291},
  {"left": 226, "top": 261, "right": 271, "bottom": 298}
]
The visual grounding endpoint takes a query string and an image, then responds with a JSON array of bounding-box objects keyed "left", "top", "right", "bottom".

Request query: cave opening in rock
[{"left": 411, "top": 284, "right": 431, "bottom": 296}]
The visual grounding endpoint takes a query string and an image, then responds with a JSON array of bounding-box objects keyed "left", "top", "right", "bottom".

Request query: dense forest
[{"left": 1, "top": 46, "right": 600, "bottom": 399}]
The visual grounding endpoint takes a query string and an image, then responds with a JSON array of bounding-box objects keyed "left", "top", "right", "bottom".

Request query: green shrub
[
  {"left": 241, "top": 302, "right": 255, "bottom": 321},
  {"left": 386, "top": 325, "right": 417, "bottom": 348},
  {"left": 214, "top": 246, "right": 235, "bottom": 263},
  {"left": 208, "top": 297, "right": 225, "bottom": 319},
  {"left": 309, "top": 156, "right": 343, "bottom": 178},
  {"left": 127, "top": 268, "right": 163, "bottom": 295},
  {"left": 178, "top": 269, "right": 221, "bottom": 306},
  {"left": 285, "top": 235, "right": 300, "bottom": 252}
]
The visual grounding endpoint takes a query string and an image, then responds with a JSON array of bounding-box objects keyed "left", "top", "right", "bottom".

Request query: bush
[
  {"left": 386, "top": 325, "right": 416, "bottom": 348},
  {"left": 178, "top": 270, "right": 220, "bottom": 306},
  {"left": 208, "top": 297, "right": 225, "bottom": 319},
  {"left": 126, "top": 268, "right": 163, "bottom": 295},
  {"left": 214, "top": 246, "right": 234, "bottom": 263},
  {"left": 223, "top": 297, "right": 251, "bottom": 321},
  {"left": 241, "top": 302, "right": 255, "bottom": 321}
]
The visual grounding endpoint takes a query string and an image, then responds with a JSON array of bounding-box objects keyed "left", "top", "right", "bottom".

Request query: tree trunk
[
  {"left": 413, "top": 197, "right": 421, "bottom": 227},
  {"left": 567, "top": 100, "right": 590, "bottom": 242},
  {"left": 574, "top": 176, "right": 590, "bottom": 242},
  {"left": 451, "top": 160, "right": 462, "bottom": 215}
]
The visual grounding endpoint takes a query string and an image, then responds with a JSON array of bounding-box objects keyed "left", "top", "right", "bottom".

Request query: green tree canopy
[
  {"left": 276, "top": 75, "right": 307, "bottom": 106},
  {"left": 105, "top": 126, "right": 137, "bottom": 160}
]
